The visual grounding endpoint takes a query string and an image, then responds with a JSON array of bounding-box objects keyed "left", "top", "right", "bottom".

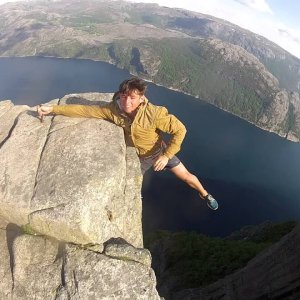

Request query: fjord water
[{"left": 1, "top": 57, "right": 299, "bottom": 237}]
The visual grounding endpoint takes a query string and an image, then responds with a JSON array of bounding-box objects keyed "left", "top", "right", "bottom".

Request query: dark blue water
[{"left": 1, "top": 57, "right": 299, "bottom": 237}]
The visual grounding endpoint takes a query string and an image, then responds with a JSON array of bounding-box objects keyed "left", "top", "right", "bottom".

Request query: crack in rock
[{"left": 0, "top": 112, "right": 20, "bottom": 149}]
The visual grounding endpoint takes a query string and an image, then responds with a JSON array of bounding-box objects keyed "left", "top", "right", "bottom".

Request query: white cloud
[
  {"left": 137, "top": 0, "right": 300, "bottom": 58},
  {"left": 0, "top": 0, "right": 27, "bottom": 4},
  {"left": 224, "top": 8, "right": 300, "bottom": 58},
  {"left": 275, "top": 26, "right": 300, "bottom": 57},
  {"left": 278, "top": 28, "right": 300, "bottom": 44},
  {"left": 234, "top": 0, "right": 273, "bottom": 14}
]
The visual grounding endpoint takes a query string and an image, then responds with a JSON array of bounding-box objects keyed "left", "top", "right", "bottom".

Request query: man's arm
[{"left": 38, "top": 104, "right": 113, "bottom": 120}]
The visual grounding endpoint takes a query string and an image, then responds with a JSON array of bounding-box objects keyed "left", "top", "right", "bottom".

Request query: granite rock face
[
  {"left": 257, "top": 90, "right": 300, "bottom": 141},
  {"left": 0, "top": 94, "right": 160, "bottom": 299},
  {"left": 173, "top": 222, "right": 300, "bottom": 300},
  {"left": 0, "top": 218, "right": 15, "bottom": 300},
  {"left": 288, "top": 92, "right": 300, "bottom": 141},
  {"left": 0, "top": 218, "right": 160, "bottom": 300},
  {"left": 258, "top": 90, "right": 290, "bottom": 138},
  {"left": 0, "top": 93, "right": 143, "bottom": 248},
  {"left": 0, "top": 100, "right": 29, "bottom": 145}
]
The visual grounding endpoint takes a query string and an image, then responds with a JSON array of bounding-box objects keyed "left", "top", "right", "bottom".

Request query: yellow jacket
[{"left": 52, "top": 97, "right": 186, "bottom": 159}]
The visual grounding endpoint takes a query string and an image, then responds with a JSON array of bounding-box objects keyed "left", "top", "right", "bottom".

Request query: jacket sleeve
[
  {"left": 52, "top": 104, "right": 114, "bottom": 120},
  {"left": 154, "top": 106, "right": 187, "bottom": 159}
]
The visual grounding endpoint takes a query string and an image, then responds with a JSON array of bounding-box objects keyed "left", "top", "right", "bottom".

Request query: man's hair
[{"left": 118, "top": 77, "right": 147, "bottom": 95}]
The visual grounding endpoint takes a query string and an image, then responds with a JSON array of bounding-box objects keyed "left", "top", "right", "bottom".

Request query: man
[{"left": 38, "top": 77, "right": 218, "bottom": 210}]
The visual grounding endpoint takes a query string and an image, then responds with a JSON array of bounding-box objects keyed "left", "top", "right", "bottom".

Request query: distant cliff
[
  {"left": 173, "top": 222, "right": 300, "bottom": 299},
  {"left": 1, "top": 0, "right": 300, "bottom": 141},
  {"left": 0, "top": 94, "right": 160, "bottom": 299},
  {"left": 146, "top": 221, "right": 299, "bottom": 300}
]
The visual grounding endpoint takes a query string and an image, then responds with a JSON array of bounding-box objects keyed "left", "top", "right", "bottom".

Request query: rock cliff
[
  {"left": 173, "top": 222, "right": 300, "bottom": 300},
  {"left": 0, "top": 94, "right": 160, "bottom": 299}
]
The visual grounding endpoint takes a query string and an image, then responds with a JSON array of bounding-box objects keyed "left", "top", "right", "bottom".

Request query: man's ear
[{"left": 140, "top": 96, "right": 145, "bottom": 103}]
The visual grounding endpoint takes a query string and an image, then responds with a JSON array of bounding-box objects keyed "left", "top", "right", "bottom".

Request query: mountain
[{"left": 1, "top": 0, "right": 300, "bottom": 141}]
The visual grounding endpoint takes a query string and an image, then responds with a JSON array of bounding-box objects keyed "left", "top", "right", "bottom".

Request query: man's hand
[
  {"left": 153, "top": 154, "right": 169, "bottom": 171},
  {"left": 37, "top": 105, "right": 54, "bottom": 122}
]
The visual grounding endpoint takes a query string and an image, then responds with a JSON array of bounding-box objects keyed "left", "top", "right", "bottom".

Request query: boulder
[
  {"left": 0, "top": 93, "right": 143, "bottom": 248},
  {"left": 104, "top": 237, "right": 152, "bottom": 267},
  {"left": 58, "top": 242, "right": 159, "bottom": 299}
]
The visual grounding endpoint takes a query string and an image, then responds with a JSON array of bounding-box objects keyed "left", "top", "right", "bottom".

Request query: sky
[
  {"left": 0, "top": 0, "right": 299, "bottom": 59},
  {"left": 129, "top": 0, "right": 300, "bottom": 58}
]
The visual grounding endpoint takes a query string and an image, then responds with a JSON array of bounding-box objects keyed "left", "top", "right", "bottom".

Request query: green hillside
[{"left": 145, "top": 221, "right": 296, "bottom": 293}]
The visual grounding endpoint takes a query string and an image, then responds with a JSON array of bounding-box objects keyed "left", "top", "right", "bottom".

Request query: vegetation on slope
[
  {"left": 144, "top": 221, "right": 296, "bottom": 290},
  {"left": 107, "top": 38, "right": 275, "bottom": 124}
]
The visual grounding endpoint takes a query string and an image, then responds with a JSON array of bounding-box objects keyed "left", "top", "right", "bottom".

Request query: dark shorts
[{"left": 139, "top": 148, "right": 181, "bottom": 175}]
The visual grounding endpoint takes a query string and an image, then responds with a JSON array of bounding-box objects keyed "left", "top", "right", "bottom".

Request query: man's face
[{"left": 119, "top": 89, "right": 144, "bottom": 115}]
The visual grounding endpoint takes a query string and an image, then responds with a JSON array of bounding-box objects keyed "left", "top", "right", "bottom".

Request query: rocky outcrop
[
  {"left": 173, "top": 222, "right": 300, "bottom": 300},
  {"left": 0, "top": 100, "right": 29, "bottom": 145},
  {"left": 199, "top": 39, "right": 300, "bottom": 141},
  {"left": 287, "top": 92, "right": 300, "bottom": 141},
  {"left": 0, "top": 94, "right": 160, "bottom": 299},
  {"left": 257, "top": 90, "right": 300, "bottom": 141},
  {"left": 258, "top": 90, "right": 290, "bottom": 138},
  {"left": 0, "top": 217, "right": 160, "bottom": 300},
  {"left": 0, "top": 93, "right": 143, "bottom": 248}
]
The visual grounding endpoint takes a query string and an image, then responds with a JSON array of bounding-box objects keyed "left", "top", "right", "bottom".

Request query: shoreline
[{"left": 0, "top": 54, "right": 298, "bottom": 143}]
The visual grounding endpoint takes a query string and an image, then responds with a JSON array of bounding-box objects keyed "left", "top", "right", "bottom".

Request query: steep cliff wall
[
  {"left": 0, "top": 93, "right": 143, "bottom": 248},
  {"left": 0, "top": 94, "right": 160, "bottom": 299},
  {"left": 0, "top": 217, "right": 159, "bottom": 299},
  {"left": 174, "top": 222, "right": 300, "bottom": 300}
]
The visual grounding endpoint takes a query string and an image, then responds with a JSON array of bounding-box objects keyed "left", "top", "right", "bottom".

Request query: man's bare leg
[
  {"left": 169, "top": 162, "right": 208, "bottom": 198},
  {"left": 169, "top": 162, "right": 219, "bottom": 210}
]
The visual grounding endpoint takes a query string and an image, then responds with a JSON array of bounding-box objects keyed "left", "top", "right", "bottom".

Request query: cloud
[
  {"left": 234, "top": 0, "right": 273, "bottom": 14},
  {"left": 0, "top": 0, "right": 26, "bottom": 4},
  {"left": 278, "top": 28, "right": 300, "bottom": 44}
]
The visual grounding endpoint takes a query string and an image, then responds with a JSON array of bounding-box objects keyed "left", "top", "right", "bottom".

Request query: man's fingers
[
  {"left": 153, "top": 155, "right": 169, "bottom": 171},
  {"left": 153, "top": 160, "right": 165, "bottom": 171},
  {"left": 154, "top": 160, "right": 161, "bottom": 169},
  {"left": 37, "top": 105, "right": 46, "bottom": 123},
  {"left": 154, "top": 165, "right": 161, "bottom": 171},
  {"left": 153, "top": 162, "right": 160, "bottom": 171},
  {"left": 37, "top": 105, "right": 42, "bottom": 119}
]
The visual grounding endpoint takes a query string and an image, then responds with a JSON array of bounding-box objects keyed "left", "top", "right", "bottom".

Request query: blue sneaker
[{"left": 203, "top": 194, "right": 219, "bottom": 210}]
